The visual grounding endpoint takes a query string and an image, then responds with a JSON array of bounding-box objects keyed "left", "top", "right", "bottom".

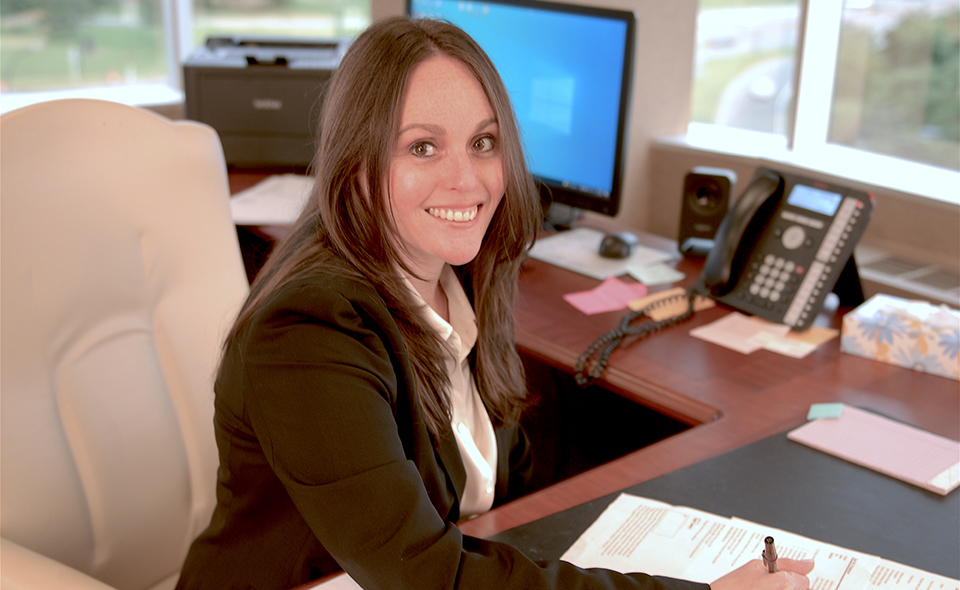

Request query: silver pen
[{"left": 762, "top": 536, "right": 778, "bottom": 573}]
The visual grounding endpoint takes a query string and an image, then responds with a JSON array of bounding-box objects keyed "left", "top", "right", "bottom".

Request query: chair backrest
[{"left": 1, "top": 99, "right": 249, "bottom": 590}]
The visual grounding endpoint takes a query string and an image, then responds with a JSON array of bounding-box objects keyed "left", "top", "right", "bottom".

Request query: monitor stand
[{"left": 542, "top": 202, "right": 585, "bottom": 232}]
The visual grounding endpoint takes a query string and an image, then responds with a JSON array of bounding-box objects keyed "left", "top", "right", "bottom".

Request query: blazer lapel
[{"left": 435, "top": 429, "right": 466, "bottom": 519}]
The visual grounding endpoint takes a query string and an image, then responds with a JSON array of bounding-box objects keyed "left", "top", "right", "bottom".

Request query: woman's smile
[{"left": 427, "top": 205, "right": 480, "bottom": 222}]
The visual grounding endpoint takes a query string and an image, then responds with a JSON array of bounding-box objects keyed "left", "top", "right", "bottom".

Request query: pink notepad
[
  {"left": 563, "top": 276, "right": 648, "bottom": 315},
  {"left": 788, "top": 405, "right": 960, "bottom": 495}
]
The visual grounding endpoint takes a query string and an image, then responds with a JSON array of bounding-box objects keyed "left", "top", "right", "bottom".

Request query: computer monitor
[{"left": 408, "top": 0, "right": 636, "bottom": 221}]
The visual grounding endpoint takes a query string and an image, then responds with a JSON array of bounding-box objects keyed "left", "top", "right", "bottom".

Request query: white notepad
[
  {"left": 230, "top": 173, "right": 313, "bottom": 226},
  {"left": 787, "top": 405, "right": 960, "bottom": 495},
  {"left": 527, "top": 227, "right": 677, "bottom": 280}
]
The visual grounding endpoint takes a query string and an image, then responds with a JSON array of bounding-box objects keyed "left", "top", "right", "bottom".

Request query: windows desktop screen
[{"left": 410, "top": 0, "right": 630, "bottom": 201}]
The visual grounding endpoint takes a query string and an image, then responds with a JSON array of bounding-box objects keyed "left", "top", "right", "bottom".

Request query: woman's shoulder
[
  {"left": 274, "top": 270, "right": 378, "bottom": 304},
  {"left": 257, "top": 270, "right": 388, "bottom": 325},
  {"left": 229, "top": 270, "right": 406, "bottom": 366}
]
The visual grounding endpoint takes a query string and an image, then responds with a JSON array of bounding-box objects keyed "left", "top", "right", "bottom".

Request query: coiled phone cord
[{"left": 574, "top": 286, "right": 702, "bottom": 387}]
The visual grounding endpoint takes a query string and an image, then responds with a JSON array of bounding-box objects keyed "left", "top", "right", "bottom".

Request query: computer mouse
[{"left": 598, "top": 231, "right": 639, "bottom": 259}]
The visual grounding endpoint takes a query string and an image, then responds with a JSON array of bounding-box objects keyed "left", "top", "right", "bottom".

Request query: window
[
  {"left": 829, "top": 0, "right": 959, "bottom": 172},
  {"left": 191, "top": 0, "right": 369, "bottom": 48},
  {"left": 692, "top": 0, "right": 800, "bottom": 136},
  {"left": 0, "top": 1, "right": 172, "bottom": 95},
  {"left": 692, "top": 0, "right": 959, "bottom": 203},
  {"left": 0, "top": 0, "right": 370, "bottom": 113}
]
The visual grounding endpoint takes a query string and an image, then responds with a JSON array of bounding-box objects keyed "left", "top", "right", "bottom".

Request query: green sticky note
[{"left": 807, "top": 403, "right": 845, "bottom": 420}]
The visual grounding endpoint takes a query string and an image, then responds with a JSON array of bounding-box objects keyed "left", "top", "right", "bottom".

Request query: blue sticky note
[{"left": 807, "top": 403, "right": 845, "bottom": 420}]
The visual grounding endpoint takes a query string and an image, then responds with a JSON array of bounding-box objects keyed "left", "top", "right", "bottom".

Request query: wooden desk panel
[
  {"left": 514, "top": 246, "right": 846, "bottom": 426},
  {"left": 462, "top": 333, "right": 959, "bottom": 539},
  {"left": 463, "top": 244, "right": 959, "bottom": 539}
]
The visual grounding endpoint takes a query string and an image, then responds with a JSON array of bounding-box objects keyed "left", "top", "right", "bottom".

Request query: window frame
[
  {"left": 2, "top": 0, "right": 956, "bottom": 207},
  {"left": 688, "top": 0, "right": 958, "bottom": 206}
]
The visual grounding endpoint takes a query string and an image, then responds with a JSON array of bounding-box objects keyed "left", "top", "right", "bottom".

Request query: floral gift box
[{"left": 840, "top": 294, "right": 960, "bottom": 381}]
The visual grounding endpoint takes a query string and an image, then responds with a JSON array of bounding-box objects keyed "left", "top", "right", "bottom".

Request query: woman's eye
[
  {"left": 411, "top": 142, "right": 436, "bottom": 157},
  {"left": 474, "top": 136, "right": 496, "bottom": 153}
]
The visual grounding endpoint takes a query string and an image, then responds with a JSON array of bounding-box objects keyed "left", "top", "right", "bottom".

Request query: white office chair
[{"left": 0, "top": 99, "right": 250, "bottom": 590}]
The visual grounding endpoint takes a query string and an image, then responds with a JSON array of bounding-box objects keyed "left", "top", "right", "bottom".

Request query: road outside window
[{"left": 693, "top": 0, "right": 958, "bottom": 173}]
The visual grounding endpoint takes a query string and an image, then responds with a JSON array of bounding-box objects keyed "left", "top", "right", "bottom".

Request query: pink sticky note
[{"left": 563, "top": 276, "right": 648, "bottom": 315}]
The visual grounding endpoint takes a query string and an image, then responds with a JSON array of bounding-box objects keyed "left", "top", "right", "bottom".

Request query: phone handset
[
  {"left": 575, "top": 167, "right": 873, "bottom": 386},
  {"left": 700, "top": 171, "right": 784, "bottom": 296},
  {"left": 575, "top": 287, "right": 699, "bottom": 386}
]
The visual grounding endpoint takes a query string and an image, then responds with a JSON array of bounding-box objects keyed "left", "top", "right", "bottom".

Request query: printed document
[
  {"left": 527, "top": 227, "right": 677, "bottom": 280},
  {"left": 561, "top": 493, "right": 958, "bottom": 590}
]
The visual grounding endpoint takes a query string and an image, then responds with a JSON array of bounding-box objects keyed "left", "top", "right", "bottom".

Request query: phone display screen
[{"left": 787, "top": 184, "right": 843, "bottom": 217}]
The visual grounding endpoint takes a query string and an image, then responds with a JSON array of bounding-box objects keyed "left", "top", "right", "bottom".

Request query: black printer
[{"left": 183, "top": 36, "right": 349, "bottom": 168}]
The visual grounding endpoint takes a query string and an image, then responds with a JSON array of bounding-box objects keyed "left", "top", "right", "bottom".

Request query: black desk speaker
[{"left": 678, "top": 167, "right": 736, "bottom": 255}]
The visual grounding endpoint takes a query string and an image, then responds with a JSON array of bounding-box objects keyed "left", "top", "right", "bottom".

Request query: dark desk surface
[{"left": 488, "top": 429, "right": 960, "bottom": 580}]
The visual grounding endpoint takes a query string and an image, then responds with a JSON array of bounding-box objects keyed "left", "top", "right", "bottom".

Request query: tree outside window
[
  {"left": 1, "top": 0, "right": 167, "bottom": 93},
  {"left": 693, "top": 0, "right": 959, "bottom": 173},
  {"left": 0, "top": 0, "right": 369, "bottom": 96}
]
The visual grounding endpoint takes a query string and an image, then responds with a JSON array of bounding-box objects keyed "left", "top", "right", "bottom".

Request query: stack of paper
[
  {"left": 230, "top": 173, "right": 313, "bottom": 226},
  {"left": 689, "top": 312, "right": 838, "bottom": 358},
  {"left": 527, "top": 227, "right": 678, "bottom": 280},
  {"left": 562, "top": 493, "right": 958, "bottom": 590}
]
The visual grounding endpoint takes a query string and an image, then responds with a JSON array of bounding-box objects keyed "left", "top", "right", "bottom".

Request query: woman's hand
[{"left": 710, "top": 557, "right": 815, "bottom": 590}]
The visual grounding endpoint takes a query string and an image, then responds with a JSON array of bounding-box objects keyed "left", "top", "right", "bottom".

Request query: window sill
[
  {"left": 0, "top": 84, "right": 184, "bottom": 117},
  {"left": 661, "top": 123, "right": 959, "bottom": 208}
]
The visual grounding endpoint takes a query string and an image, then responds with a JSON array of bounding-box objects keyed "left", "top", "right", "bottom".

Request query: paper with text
[
  {"left": 689, "top": 312, "right": 791, "bottom": 354},
  {"left": 561, "top": 493, "right": 958, "bottom": 590},
  {"left": 865, "top": 559, "right": 959, "bottom": 590},
  {"left": 689, "top": 312, "right": 833, "bottom": 358}
]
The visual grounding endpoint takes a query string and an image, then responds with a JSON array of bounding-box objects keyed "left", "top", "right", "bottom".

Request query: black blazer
[{"left": 176, "top": 273, "right": 709, "bottom": 590}]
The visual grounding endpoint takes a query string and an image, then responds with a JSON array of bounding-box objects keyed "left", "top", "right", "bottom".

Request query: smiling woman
[
  {"left": 173, "top": 15, "right": 814, "bottom": 590},
  {"left": 389, "top": 56, "right": 506, "bottom": 292}
]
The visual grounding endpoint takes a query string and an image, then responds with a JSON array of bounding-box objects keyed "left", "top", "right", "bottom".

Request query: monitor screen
[{"left": 408, "top": 0, "right": 635, "bottom": 218}]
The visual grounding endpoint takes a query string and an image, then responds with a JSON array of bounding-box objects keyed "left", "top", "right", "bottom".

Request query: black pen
[{"left": 762, "top": 536, "right": 778, "bottom": 573}]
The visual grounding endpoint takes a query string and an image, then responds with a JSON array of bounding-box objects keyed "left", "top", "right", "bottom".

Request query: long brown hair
[{"left": 224, "top": 16, "right": 542, "bottom": 438}]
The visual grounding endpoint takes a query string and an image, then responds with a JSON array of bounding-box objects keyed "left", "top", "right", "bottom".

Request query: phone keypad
[{"left": 741, "top": 254, "right": 801, "bottom": 312}]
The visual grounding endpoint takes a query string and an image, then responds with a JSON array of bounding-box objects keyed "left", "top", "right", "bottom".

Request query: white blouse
[{"left": 402, "top": 266, "right": 498, "bottom": 517}]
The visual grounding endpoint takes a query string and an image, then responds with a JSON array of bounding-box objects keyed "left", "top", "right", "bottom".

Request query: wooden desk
[
  {"left": 227, "top": 174, "right": 958, "bottom": 548},
  {"left": 459, "top": 229, "right": 959, "bottom": 540}
]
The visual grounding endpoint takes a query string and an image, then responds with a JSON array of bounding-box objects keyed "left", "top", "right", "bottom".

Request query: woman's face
[{"left": 389, "top": 55, "right": 505, "bottom": 279}]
